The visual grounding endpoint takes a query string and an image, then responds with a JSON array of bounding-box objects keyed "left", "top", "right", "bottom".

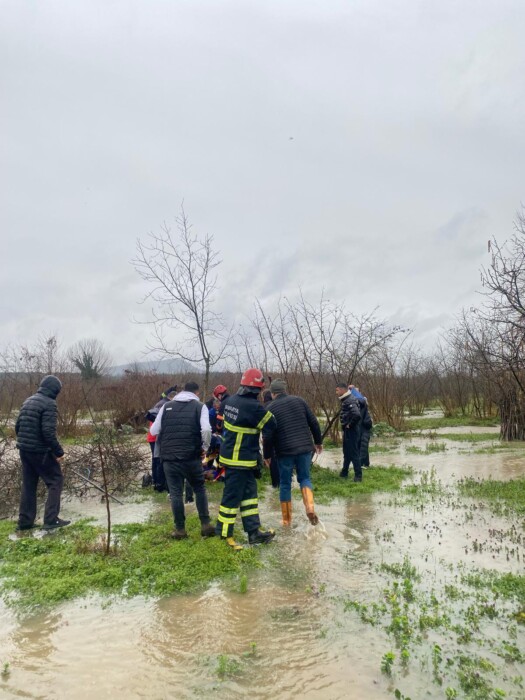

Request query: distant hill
[{"left": 108, "top": 357, "right": 201, "bottom": 376}]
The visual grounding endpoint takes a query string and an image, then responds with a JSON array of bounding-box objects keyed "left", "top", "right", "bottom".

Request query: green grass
[
  {"left": 310, "top": 463, "right": 411, "bottom": 503},
  {"left": 458, "top": 477, "right": 525, "bottom": 516},
  {"left": 0, "top": 514, "right": 260, "bottom": 610},
  {"left": 462, "top": 569, "right": 525, "bottom": 606},
  {"left": 407, "top": 416, "right": 499, "bottom": 431},
  {"left": 406, "top": 443, "right": 447, "bottom": 454}
]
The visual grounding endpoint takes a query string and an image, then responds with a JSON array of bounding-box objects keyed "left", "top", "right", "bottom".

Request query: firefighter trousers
[{"left": 216, "top": 467, "right": 261, "bottom": 538}]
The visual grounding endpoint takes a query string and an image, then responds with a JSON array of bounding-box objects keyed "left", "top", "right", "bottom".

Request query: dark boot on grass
[
  {"left": 42, "top": 518, "right": 71, "bottom": 530},
  {"left": 171, "top": 528, "right": 188, "bottom": 540},
  {"left": 201, "top": 523, "right": 216, "bottom": 538}
]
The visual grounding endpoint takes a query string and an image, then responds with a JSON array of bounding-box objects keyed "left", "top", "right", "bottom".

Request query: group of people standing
[
  {"left": 14, "top": 371, "right": 372, "bottom": 548},
  {"left": 147, "top": 369, "right": 372, "bottom": 549}
]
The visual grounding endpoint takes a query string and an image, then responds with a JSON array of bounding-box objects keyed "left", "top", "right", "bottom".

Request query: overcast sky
[{"left": 2, "top": 0, "right": 524, "bottom": 365}]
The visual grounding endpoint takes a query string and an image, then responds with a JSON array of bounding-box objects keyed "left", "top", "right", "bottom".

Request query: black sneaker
[
  {"left": 16, "top": 523, "right": 38, "bottom": 532},
  {"left": 248, "top": 528, "right": 275, "bottom": 545},
  {"left": 42, "top": 518, "right": 71, "bottom": 530},
  {"left": 353, "top": 476, "right": 363, "bottom": 483},
  {"left": 339, "top": 470, "right": 348, "bottom": 479}
]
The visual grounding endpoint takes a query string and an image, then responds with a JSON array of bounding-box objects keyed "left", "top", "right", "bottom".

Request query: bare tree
[
  {"left": 68, "top": 338, "right": 111, "bottom": 380},
  {"left": 132, "top": 206, "right": 231, "bottom": 395},
  {"left": 245, "top": 292, "right": 404, "bottom": 438},
  {"left": 448, "top": 208, "right": 525, "bottom": 439}
]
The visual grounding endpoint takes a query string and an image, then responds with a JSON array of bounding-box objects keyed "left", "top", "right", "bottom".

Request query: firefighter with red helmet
[{"left": 215, "top": 368, "right": 277, "bottom": 549}]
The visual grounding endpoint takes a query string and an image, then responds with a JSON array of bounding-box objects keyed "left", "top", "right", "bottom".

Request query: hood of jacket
[
  {"left": 37, "top": 375, "right": 62, "bottom": 399},
  {"left": 174, "top": 391, "right": 200, "bottom": 402}
]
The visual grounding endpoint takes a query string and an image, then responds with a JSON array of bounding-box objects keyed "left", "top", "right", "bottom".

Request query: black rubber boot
[{"left": 248, "top": 528, "right": 275, "bottom": 545}]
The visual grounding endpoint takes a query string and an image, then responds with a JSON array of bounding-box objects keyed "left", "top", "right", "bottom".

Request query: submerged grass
[
  {"left": 407, "top": 416, "right": 499, "bottom": 431},
  {"left": 0, "top": 514, "right": 259, "bottom": 610},
  {"left": 310, "top": 463, "right": 411, "bottom": 503},
  {"left": 458, "top": 477, "right": 525, "bottom": 516},
  {"left": 426, "top": 432, "right": 503, "bottom": 443}
]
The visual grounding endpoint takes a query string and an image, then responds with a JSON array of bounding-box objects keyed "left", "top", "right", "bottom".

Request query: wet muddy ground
[{"left": 1, "top": 431, "right": 525, "bottom": 699}]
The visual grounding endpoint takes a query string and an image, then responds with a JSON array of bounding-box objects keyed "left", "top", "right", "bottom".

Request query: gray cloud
[{"left": 1, "top": 0, "right": 524, "bottom": 361}]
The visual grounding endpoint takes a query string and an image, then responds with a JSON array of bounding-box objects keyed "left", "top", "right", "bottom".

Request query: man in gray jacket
[{"left": 15, "top": 375, "right": 71, "bottom": 531}]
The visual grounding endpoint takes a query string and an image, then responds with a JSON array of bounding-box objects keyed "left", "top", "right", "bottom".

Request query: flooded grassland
[{"left": 1, "top": 428, "right": 525, "bottom": 700}]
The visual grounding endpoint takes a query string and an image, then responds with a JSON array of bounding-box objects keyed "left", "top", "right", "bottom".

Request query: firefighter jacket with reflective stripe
[{"left": 220, "top": 393, "right": 277, "bottom": 468}]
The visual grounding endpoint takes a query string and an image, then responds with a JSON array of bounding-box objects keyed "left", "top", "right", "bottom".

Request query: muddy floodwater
[{"left": 1, "top": 434, "right": 525, "bottom": 699}]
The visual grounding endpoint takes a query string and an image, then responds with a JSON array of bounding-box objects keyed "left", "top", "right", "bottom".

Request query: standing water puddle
[{"left": 1, "top": 439, "right": 525, "bottom": 699}]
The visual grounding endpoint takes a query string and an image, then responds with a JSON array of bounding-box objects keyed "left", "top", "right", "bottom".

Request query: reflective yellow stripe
[
  {"left": 219, "top": 506, "right": 238, "bottom": 515},
  {"left": 240, "top": 499, "right": 258, "bottom": 507},
  {"left": 240, "top": 508, "right": 259, "bottom": 517},
  {"left": 218, "top": 514, "right": 236, "bottom": 524},
  {"left": 223, "top": 421, "right": 259, "bottom": 435},
  {"left": 256, "top": 411, "right": 273, "bottom": 430},
  {"left": 233, "top": 432, "right": 243, "bottom": 462},
  {"left": 220, "top": 456, "right": 258, "bottom": 467},
  {"left": 222, "top": 521, "right": 229, "bottom": 537}
]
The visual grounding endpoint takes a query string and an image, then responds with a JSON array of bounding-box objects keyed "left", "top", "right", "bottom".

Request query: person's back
[
  {"left": 149, "top": 381, "right": 214, "bottom": 540},
  {"left": 220, "top": 391, "right": 272, "bottom": 468},
  {"left": 15, "top": 375, "right": 70, "bottom": 531},
  {"left": 215, "top": 368, "right": 277, "bottom": 548},
  {"left": 16, "top": 376, "right": 63, "bottom": 456},
  {"left": 263, "top": 380, "right": 322, "bottom": 527},
  {"left": 266, "top": 393, "right": 321, "bottom": 457}
]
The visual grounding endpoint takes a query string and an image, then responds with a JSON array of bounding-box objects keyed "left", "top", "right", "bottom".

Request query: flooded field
[{"left": 1, "top": 433, "right": 525, "bottom": 699}]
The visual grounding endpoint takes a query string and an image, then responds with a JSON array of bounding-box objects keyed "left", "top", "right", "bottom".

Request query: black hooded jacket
[
  {"left": 339, "top": 392, "right": 361, "bottom": 431},
  {"left": 15, "top": 376, "right": 64, "bottom": 456}
]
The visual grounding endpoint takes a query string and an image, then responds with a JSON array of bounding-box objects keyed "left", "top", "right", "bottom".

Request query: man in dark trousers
[
  {"left": 335, "top": 382, "right": 363, "bottom": 482},
  {"left": 215, "top": 368, "right": 277, "bottom": 549},
  {"left": 15, "top": 375, "right": 71, "bottom": 531},
  {"left": 150, "top": 380, "right": 215, "bottom": 540},
  {"left": 262, "top": 389, "right": 280, "bottom": 488},
  {"left": 145, "top": 385, "right": 178, "bottom": 492},
  {"left": 263, "top": 379, "right": 323, "bottom": 526},
  {"left": 349, "top": 385, "right": 373, "bottom": 468}
]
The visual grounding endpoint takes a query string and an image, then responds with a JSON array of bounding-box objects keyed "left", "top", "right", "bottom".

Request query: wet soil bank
[{"left": 1, "top": 437, "right": 525, "bottom": 699}]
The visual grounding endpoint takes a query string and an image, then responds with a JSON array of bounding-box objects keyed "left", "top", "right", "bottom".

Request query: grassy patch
[
  {"left": 462, "top": 569, "right": 525, "bottom": 606},
  {"left": 310, "top": 463, "right": 411, "bottom": 503},
  {"left": 458, "top": 477, "right": 525, "bottom": 516},
  {"left": 344, "top": 555, "right": 521, "bottom": 699},
  {"left": 407, "top": 416, "right": 499, "bottom": 431},
  {"left": 406, "top": 442, "right": 447, "bottom": 454},
  {"left": 0, "top": 514, "right": 260, "bottom": 610}
]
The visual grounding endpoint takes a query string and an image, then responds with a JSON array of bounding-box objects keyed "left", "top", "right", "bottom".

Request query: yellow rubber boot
[
  {"left": 280, "top": 501, "right": 292, "bottom": 526},
  {"left": 301, "top": 487, "right": 319, "bottom": 525},
  {"left": 224, "top": 537, "right": 244, "bottom": 551}
]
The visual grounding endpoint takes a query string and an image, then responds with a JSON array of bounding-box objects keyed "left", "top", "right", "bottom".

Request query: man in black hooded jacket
[
  {"left": 335, "top": 382, "right": 363, "bottom": 482},
  {"left": 15, "top": 375, "right": 71, "bottom": 530}
]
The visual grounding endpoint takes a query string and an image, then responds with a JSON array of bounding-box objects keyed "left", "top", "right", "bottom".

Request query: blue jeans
[{"left": 278, "top": 452, "right": 313, "bottom": 502}]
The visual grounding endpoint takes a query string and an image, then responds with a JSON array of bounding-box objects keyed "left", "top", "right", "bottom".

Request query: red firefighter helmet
[
  {"left": 240, "top": 368, "right": 265, "bottom": 388},
  {"left": 213, "top": 384, "right": 228, "bottom": 398}
]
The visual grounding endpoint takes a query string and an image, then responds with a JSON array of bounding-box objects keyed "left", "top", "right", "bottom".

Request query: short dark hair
[
  {"left": 336, "top": 382, "right": 348, "bottom": 390},
  {"left": 184, "top": 380, "right": 199, "bottom": 393}
]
